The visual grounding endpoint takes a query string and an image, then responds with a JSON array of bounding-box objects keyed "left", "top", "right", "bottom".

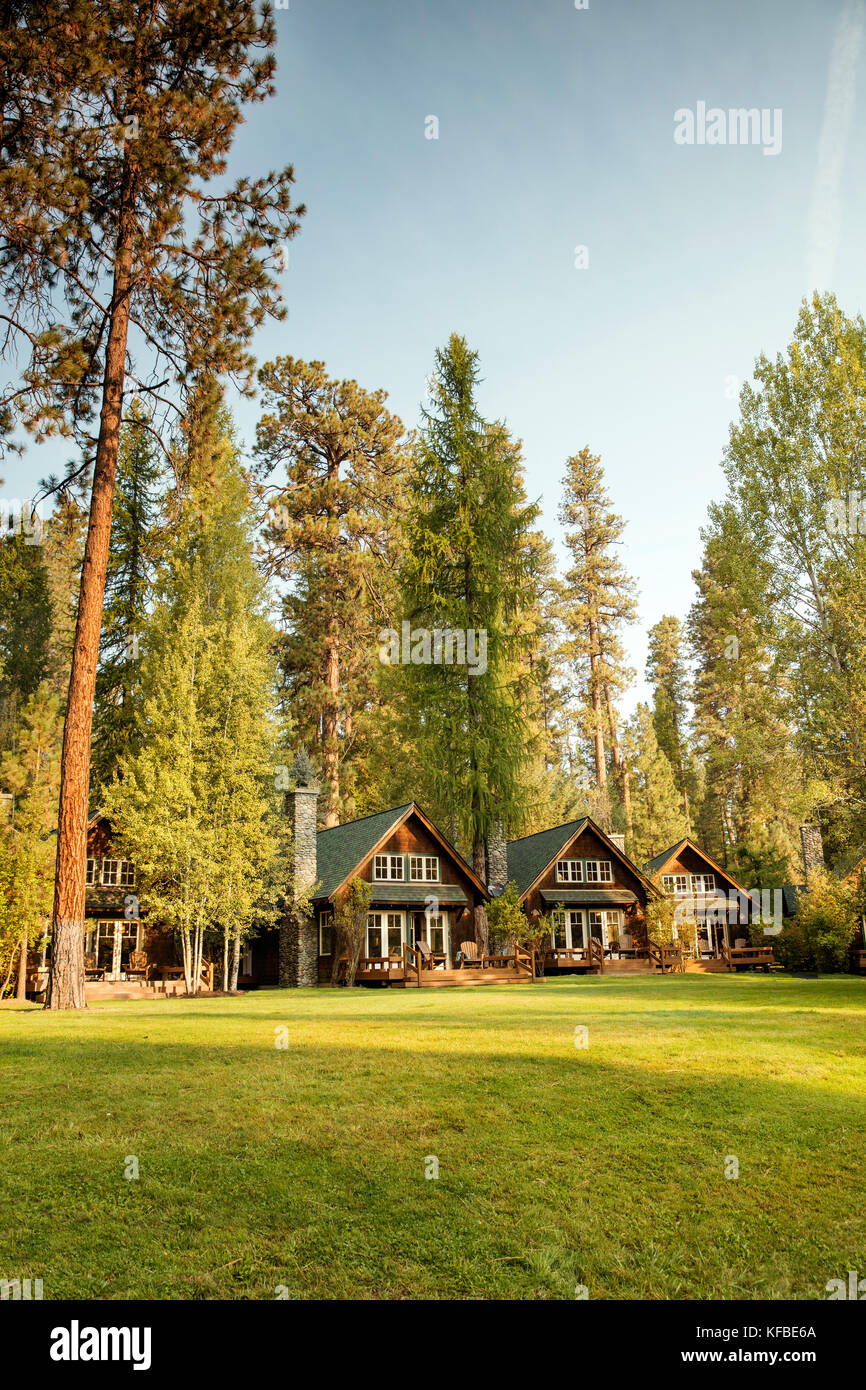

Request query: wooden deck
[{"left": 349, "top": 942, "right": 538, "bottom": 987}]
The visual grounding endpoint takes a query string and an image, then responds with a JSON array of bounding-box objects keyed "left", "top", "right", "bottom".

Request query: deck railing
[
  {"left": 647, "top": 939, "right": 684, "bottom": 974},
  {"left": 514, "top": 943, "right": 536, "bottom": 980},
  {"left": 719, "top": 944, "right": 774, "bottom": 972},
  {"left": 402, "top": 942, "right": 423, "bottom": 988}
]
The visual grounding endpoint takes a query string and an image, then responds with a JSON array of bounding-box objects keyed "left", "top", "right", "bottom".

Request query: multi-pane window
[
  {"left": 584, "top": 860, "right": 613, "bottom": 884},
  {"left": 555, "top": 859, "right": 583, "bottom": 883},
  {"left": 691, "top": 873, "right": 716, "bottom": 895},
  {"left": 85, "top": 857, "right": 135, "bottom": 888},
  {"left": 366, "top": 911, "right": 404, "bottom": 957},
  {"left": 319, "top": 911, "right": 334, "bottom": 955},
  {"left": 100, "top": 859, "right": 120, "bottom": 887},
  {"left": 373, "top": 854, "right": 404, "bottom": 881},
  {"left": 409, "top": 855, "right": 439, "bottom": 882},
  {"left": 661, "top": 874, "right": 689, "bottom": 896},
  {"left": 551, "top": 910, "right": 585, "bottom": 950}
]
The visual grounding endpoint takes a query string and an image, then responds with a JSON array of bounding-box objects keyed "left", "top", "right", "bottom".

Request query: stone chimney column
[
  {"left": 800, "top": 823, "right": 825, "bottom": 883},
  {"left": 279, "top": 754, "right": 320, "bottom": 988},
  {"left": 485, "top": 820, "right": 508, "bottom": 889},
  {"left": 609, "top": 833, "right": 626, "bottom": 853}
]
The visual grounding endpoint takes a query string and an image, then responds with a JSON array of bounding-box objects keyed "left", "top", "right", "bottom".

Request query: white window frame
[
  {"left": 420, "top": 911, "right": 450, "bottom": 965},
  {"left": 86, "top": 858, "right": 98, "bottom": 887},
  {"left": 365, "top": 911, "right": 406, "bottom": 958},
  {"left": 661, "top": 873, "right": 690, "bottom": 896},
  {"left": 373, "top": 853, "right": 404, "bottom": 882},
  {"left": 691, "top": 873, "right": 716, "bottom": 895},
  {"left": 555, "top": 859, "right": 583, "bottom": 883},
  {"left": 101, "top": 859, "right": 120, "bottom": 887},
  {"left": 550, "top": 909, "right": 585, "bottom": 950},
  {"left": 119, "top": 860, "right": 136, "bottom": 888},
  {"left": 409, "top": 855, "right": 439, "bottom": 882},
  {"left": 89, "top": 918, "right": 143, "bottom": 981},
  {"left": 584, "top": 860, "right": 613, "bottom": 884},
  {"left": 318, "top": 910, "right": 334, "bottom": 955}
]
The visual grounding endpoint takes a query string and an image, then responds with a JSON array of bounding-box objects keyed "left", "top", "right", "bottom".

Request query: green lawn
[{"left": 1, "top": 974, "right": 864, "bottom": 1300}]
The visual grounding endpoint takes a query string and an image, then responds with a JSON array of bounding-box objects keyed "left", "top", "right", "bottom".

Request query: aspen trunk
[
  {"left": 47, "top": 174, "right": 135, "bottom": 1011},
  {"left": 15, "top": 928, "right": 27, "bottom": 1000}
]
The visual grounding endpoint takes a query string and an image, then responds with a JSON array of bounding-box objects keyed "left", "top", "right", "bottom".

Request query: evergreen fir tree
[{"left": 401, "top": 335, "right": 539, "bottom": 944}]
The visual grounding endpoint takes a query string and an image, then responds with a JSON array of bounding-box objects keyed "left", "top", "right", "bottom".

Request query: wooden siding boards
[
  {"left": 507, "top": 817, "right": 659, "bottom": 941},
  {"left": 643, "top": 837, "right": 751, "bottom": 900}
]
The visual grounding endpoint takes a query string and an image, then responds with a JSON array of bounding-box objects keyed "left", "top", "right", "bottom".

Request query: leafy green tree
[
  {"left": 105, "top": 407, "right": 287, "bottom": 995},
  {"left": 625, "top": 703, "right": 687, "bottom": 863},
  {"left": 720, "top": 292, "right": 866, "bottom": 849},
  {"left": 787, "top": 870, "right": 859, "bottom": 973},
  {"left": 400, "top": 335, "right": 539, "bottom": 946},
  {"left": 557, "top": 448, "right": 638, "bottom": 827},
  {"left": 92, "top": 400, "right": 164, "bottom": 794},
  {"left": 688, "top": 502, "right": 803, "bottom": 874},
  {"left": 0, "top": 1, "right": 304, "bottom": 1008},
  {"left": 646, "top": 615, "right": 694, "bottom": 832},
  {"left": 0, "top": 685, "right": 62, "bottom": 998},
  {"left": 0, "top": 534, "right": 52, "bottom": 745},
  {"left": 332, "top": 877, "right": 372, "bottom": 988},
  {"left": 254, "top": 357, "right": 410, "bottom": 826}
]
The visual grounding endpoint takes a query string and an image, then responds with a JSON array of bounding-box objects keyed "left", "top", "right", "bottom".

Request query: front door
[
  {"left": 413, "top": 911, "right": 450, "bottom": 966},
  {"left": 93, "top": 919, "right": 142, "bottom": 981}
]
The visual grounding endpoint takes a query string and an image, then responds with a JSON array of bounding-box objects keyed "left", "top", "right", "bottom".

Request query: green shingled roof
[
  {"left": 315, "top": 805, "right": 413, "bottom": 900},
  {"left": 643, "top": 839, "right": 689, "bottom": 877},
  {"left": 505, "top": 819, "right": 590, "bottom": 897}
]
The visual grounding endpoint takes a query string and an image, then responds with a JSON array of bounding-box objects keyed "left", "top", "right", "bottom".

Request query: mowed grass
[{"left": 1, "top": 975, "right": 864, "bottom": 1300}]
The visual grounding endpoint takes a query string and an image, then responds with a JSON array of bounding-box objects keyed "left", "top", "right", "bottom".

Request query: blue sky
[{"left": 8, "top": 0, "right": 866, "bottom": 708}]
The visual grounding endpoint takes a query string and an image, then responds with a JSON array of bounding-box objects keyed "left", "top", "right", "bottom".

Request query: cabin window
[
  {"left": 86, "top": 858, "right": 98, "bottom": 886},
  {"left": 101, "top": 859, "right": 120, "bottom": 887},
  {"left": 319, "top": 911, "right": 334, "bottom": 955},
  {"left": 555, "top": 859, "right": 583, "bottom": 883},
  {"left": 691, "top": 873, "right": 715, "bottom": 895},
  {"left": 584, "top": 860, "right": 612, "bottom": 884},
  {"left": 409, "top": 855, "right": 439, "bottom": 882},
  {"left": 366, "top": 911, "right": 404, "bottom": 957},
  {"left": 425, "top": 913, "right": 447, "bottom": 955},
  {"left": 661, "top": 874, "right": 689, "bottom": 896},
  {"left": 373, "top": 853, "right": 404, "bottom": 881},
  {"left": 119, "top": 861, "right": 136, "bottom": 888}
]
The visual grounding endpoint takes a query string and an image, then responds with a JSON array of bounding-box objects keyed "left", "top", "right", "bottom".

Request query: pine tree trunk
[
  {"left": 588, "top": 616, "right": 606, "bottom": 786},
  {"left": 15, "top": 928, "right": 27, "bottom": 1000},
  {"left": 622, "top": 760, "right": 633, "bottom": 838},
  {"left": 47, "top": 172, "right": 135, "bottom": 1011},
  {"left": 473, "top": 840, "right": 488, "bottom": 952},
  {"left": 322, "top": 620, "right": 340, "bottom": 827}
]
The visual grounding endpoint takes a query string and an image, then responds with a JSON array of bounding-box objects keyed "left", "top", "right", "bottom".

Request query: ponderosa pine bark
[{"left": 47, "top": 199, "right": 134, "bottom": 1010}]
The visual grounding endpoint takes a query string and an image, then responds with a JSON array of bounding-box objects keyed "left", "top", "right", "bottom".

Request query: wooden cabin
[
  {"left": 312, "top": 803, "right": 489, "bottom": 984},
  {"left": 644, "top": 837, "right": 753, "bottom": 959},
  {"left": 506, "top": 817, "right": 661, "bottom": 971},
  {"left": 83, "top": 813, "right": 180, "bottom": 984}
]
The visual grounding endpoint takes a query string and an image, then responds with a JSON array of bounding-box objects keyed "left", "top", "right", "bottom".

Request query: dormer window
[
  {"left": 691, "top": 873, "right": 716, "bottom": 895},
  {"left": 556, "top": 859, "right": 583, "bottom": 883},
  {"left": 584, "top": 860, "right": 612, "bottom": 884},
  {"left": 409, "top": 855, "right": 439, "bottom": 882},
  {"left": 373, "top": 854, "right": 404, "bottom": 881}
]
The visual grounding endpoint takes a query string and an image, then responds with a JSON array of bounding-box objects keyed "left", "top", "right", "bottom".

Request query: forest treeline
[{"left": 2, "top": 292, "right": 865, "bottom": 992}]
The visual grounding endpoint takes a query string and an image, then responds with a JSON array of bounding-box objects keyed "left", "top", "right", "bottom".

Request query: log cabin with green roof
[{"left": 505, "top": 816, "right": 662, "bottom": 971}]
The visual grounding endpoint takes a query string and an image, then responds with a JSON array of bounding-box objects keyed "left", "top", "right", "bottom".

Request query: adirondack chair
[
  {"left": 84, "top": 952, "right": 106, "bottom": 982},
  {"left": 126, "top": 950, "right": 149, "bottom": 983},
  {"left": 417, "top": 939, "right": 447, "bottom": 971},
  {"left": 458, "top": 940, "right": 484, "bottom": 970}
]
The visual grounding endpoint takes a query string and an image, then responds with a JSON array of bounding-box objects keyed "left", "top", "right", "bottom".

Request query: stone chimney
[
  {"left": 485, "top": 820, "right": 508, "bottom": 889},
  {"left": 279, "top": 749, "right": 320, "bottom": 988},
  {"left": 800, "top": 823, "right": 824, "bottom": 884},
  {"left": 609, "top": 833, "right": 626, "bottom": 854}
]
